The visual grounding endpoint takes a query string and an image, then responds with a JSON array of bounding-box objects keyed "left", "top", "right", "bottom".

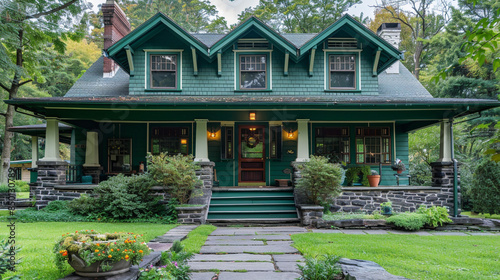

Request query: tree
[
  {"left": 237, "top": 0, "right": 361, "bottom": 33},
  {"left": 374, "top": 0, "right": 451, "bottom": 80},
  {"left": 119, "top": 0, "right": 228, "bottom": 32},
  {"left": 0, "top": 0, "right": 89, "bottom": 184}
]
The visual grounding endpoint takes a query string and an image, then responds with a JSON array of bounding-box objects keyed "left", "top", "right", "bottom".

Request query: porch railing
[{"left": 66, "top": 165, "right": 83, "bottom": 183}]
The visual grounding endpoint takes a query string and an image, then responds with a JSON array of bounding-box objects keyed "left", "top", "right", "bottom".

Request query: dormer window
[
  {"left": 146, "top": 50, "right": 182, "bottom": 91},
  {"left": 240, "top": 54, "right": 267, "bottom": 90},
  {"left": 329, "top": 54, "right": 356, "bottom": 89}
]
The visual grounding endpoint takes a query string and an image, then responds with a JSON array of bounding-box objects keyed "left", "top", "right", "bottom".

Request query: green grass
[
  {"left": 0, "top": 210, "right": 11, "bottom": 217},
  {"left": 323, "top": 211, "right": 387, "bottom": 221},
  {"left": 0, "top": 222, "right": 177, "bottom": 280},
  {"left": 292, "top": 233, "right": 500, "bottom": 280},
  {"left": 16, "top": 192, "right": 29, "bottom": 199},
  {"left": 181, "top": 225, "right": 216, "bottom": 253},
  {"left": 462, "top": 211, "right": 500, "bottom": 219}
]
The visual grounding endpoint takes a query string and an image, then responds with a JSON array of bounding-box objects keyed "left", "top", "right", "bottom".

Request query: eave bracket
[
  {"left": 373, "top": 48, "right": 382, "bottom": 76},
  {"left": 124, "top": 45, "right": 135, "bottom": 76},
  {"left": 309, "top": 46, "right": 317, "bottom": 77},
  {"left": 191, "top": 46, "right": 198, "bottom": 76}
]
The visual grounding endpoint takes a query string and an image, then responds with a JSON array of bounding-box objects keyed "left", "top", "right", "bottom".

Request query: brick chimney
[
  {"left": 102, "top": 0, "right": 131, "bottom": 78},
  {"left": 377, "top": 23, "right": 401, "bottom": 74}
]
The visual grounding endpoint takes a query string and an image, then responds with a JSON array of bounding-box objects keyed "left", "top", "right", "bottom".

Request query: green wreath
[{"left": 246, "top": 135, "right": 260, "bottom": 148}]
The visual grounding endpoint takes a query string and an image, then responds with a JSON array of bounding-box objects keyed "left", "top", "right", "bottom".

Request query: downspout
[{"left": 449, "top": 118, "right": 458, "bottom": 217}]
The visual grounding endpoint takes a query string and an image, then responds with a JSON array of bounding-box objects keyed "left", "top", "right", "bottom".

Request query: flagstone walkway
[{"left": 189, "top": 227, "right": 307, "bottom": 280}]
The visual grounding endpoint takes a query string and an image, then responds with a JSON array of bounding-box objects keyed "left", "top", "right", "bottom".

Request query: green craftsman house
[{"left": 7, "top": 1, "right": 499, "bottom": 222}]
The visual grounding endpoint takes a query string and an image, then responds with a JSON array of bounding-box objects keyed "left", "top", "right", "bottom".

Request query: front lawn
[
  {"left": 461, "top": 211, "right": 500, "bottom": 219},
  {"left": 0, "top": 222, "right": 177, "bottom": 279},
  {"left": 292, "top": 233, "right": 500, "bottom": 280}
]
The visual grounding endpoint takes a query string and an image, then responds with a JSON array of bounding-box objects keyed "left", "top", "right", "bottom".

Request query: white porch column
[
  {"left": 296, "top": 119, "right": 310, "bottom": 162},
  {"left": 83, "top": 131, "right": 100, "bottom": 167},
  {"left": 40, "top": 118, "right": 62, "bottom": 162},
  {"left": 438, "top": 119, "right": 452, "bottom": 162},
  {"left": 194, "top": 119, "right": 209, "bottom": 162},
  {"left": 31, "top": 136, "right": 38, "bottom": 168}
]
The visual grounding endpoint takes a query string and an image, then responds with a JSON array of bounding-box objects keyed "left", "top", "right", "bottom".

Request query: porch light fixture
[
  {"left": 249, "top": 112, "right": 256, "bottom": 121},
  {"left": 180, "top": 139, "right": 188, "bottom": 145},
  {"left": 287, "top": 130, "right": 294, "bottom": 139},
  {"left": 209, "top": 129, "right": 217, "bottom": 138}
]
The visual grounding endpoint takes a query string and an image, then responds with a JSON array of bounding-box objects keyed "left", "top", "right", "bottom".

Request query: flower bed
[{"left": 54, "top": 230, "right": 151, "bottom": 277}]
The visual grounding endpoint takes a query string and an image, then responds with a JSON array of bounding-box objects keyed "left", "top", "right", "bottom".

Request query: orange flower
[
  {"left": 75, "top": 231, "right": 78, "bottom": 233},
  {"left": 117, "top": 249, "right": 120, "bottom": 251},
  {"left": 138, "top": 250, "right": 143, "bottom": 254},
  {"left": 96, "top": 243, "right": 100, "bottom": 247},
  {"left": 95, "top": 249, "right": 99, "bottom": 253},
  {"left": 125, "top": 255, "right": 129, "bottom": 260},
  {"left": 98, "top": 254, "right": 101, "bottom": 256},
  {"left": 108, "top": 255, "right": 112, "bottom": 258},
  {"left": 62, "top": 251, "right": 68, "bottom": 257},
  {"left": 110, "top": 249, "right": 113, "bottom": 252}
]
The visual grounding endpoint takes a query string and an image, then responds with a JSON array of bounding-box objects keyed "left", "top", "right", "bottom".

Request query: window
[
  {"left": 239, "top": 54, "right": 268, "bottom": 90},
  {"left": 315, "top": 127, "right": 350, "bottom": 163},
  {"left": 149, "top": 54, "right": 178, "bottom": 89},
  {"left": 151, "top": 127, "right": 189, "bottom": 155},
  {"left": 355, "top": 127, "right": 391, "bottom": 164},
  {"left": 108, "top": 139, "right": 132, "bottom": 173},
  {"left": 329, "top": 54, "right": 356, "bottom": 90},
  {"left": 221, "top": 126, "right": 234, "bottom": 160},
  {"left": 270, "top": 126, "right": 282, "bottom": 159}
]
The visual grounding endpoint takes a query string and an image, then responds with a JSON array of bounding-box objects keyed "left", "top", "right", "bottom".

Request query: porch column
[
  {"left": 83, "top": 131, "right": 100, "bottom": 167},
  {"left": 296, "top": 119, "right": 310, "bottom": 162},
  {"left": 437, "top": 119, "right": 452, "bottom": 162},
  {"left": 31, "top": 136, "right": 38, "bottom": 168},
  {"left": 40, "top": 118, "right": 62, "bottom": 162},
  {"left": 194, "top": 119, "right": 209, "bottom": 162}
]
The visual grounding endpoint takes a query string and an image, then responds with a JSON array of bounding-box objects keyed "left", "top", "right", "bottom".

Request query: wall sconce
[
  {"left": 180, "top": 139, "right": 188, "bottom": 145},
  {"left": 249, "top": 112, "right": 256, "bottom": 121},
  {"left": 209, "top": 128, "right": 217, "bottom": 138},
  {"left": 287, "top": 130, "right": 294, "bottom": 139}
]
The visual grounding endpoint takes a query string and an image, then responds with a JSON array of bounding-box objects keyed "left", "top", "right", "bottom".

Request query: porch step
[{"left": 207, "top": 188, "right": 298, "bottom": 221}]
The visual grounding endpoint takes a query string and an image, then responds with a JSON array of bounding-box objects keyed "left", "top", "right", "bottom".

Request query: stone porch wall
[{"left": 331, "top": 187, "right": 445, "bottom": 213}]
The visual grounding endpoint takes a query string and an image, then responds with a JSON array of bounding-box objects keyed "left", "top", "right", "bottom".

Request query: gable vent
[
  {"left": 237, "top": 38, "right": 270, "bottom": 49},
  {"left": 327, "top": 38, "right": 358, "bottom": 49}
]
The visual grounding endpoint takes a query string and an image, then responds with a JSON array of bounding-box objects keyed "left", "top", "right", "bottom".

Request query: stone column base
[
  {"left": 430, "top": 161, "right": 460, "bottom": 215},
  {"left": 83, "top": 165, "right": 103, "bottom": 184}
]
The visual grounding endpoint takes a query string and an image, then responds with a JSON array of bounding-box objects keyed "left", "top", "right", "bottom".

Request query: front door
[{"left": 239, "top": 125, "right": 265, "bottom": 184}]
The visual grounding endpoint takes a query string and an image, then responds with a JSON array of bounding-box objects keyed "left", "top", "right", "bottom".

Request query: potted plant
[
  {"left": 391, "top": 158, "right": 406, "bottom": 174},
  {"left": 54, "top": 230, "right": 151, "bottom": 277},
  {"left": 367, "top": 170, "right": 380, "bottom": 187},
  {"left": 380, "top": 201, "right": 393, "bottom": 215}
]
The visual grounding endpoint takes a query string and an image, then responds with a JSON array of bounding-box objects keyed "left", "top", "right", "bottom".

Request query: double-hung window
[
  {"left": 355, "top": 127, "right": 391, "bottom": 164},
  {"left": 149, "top": 53, "right": 180, "bottom": 89},
  {"left": 238, "top": 54, "right": 269, "bottom": 90},
  {"left": 315, "top": 127, "right": 350, "bottom": 163},
  {"left": 329, "top": 54, "right": 356, "bottom": 90}
]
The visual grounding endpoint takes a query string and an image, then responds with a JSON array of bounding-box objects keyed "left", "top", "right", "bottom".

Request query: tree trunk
[
  {"left": 413, "top": 41, "right": 423, "bottom": 80},
  {"left": 0, "top": 30, "right": 23, "bottom": 184}
]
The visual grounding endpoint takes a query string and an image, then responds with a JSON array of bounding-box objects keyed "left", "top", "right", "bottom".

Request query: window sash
[
  {"left": 329, "top": 54, "right": 356, "bottom": 90},
  {"left": 151, "top": 127, "right": 188, "bottom": 155},
  {"left": 315, "top": 127, "right": 350, "bottom": 163},
  {"left": 239, "top": 54, "right": 267, "bottom": 90},
  {"left": 150, "top": 54, "right": 178, "bottom": 89},
  {"left": 355, "top": 127, "right": 391, "bottom": 164}
]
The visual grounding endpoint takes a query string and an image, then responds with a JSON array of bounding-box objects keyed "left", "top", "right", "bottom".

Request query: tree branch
[
  {"left": 18, "top": 79, "right": 32, "bottom": 87},
  {"left": 0, "top": 112, "right": 6, "bottom": 117},
  {"left": 0, "top": 82, "right": 10, "bottom": 92},
  {"left": 27, "top": 0, "right": 79, "bottom": 19}
]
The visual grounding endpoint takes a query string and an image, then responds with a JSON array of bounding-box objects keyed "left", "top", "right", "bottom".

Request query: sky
[{"left": 88, "top": 0, "right": 381, "bottom": 26}]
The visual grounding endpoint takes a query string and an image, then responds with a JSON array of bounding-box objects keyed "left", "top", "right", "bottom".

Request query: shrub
[
  {"left": 386, "top": 212, "right": 427, "bottom": 231},
  {"left": 147, "top": 153, "right": 200, "bottom": 204},
  {"left": 0, "top": 185, "right": 9, "bottom": 193},
  {"left": 297, "top": 254, "right": 342, "bottom": 280},
  {"left": 67, "top": 194, "right": 95, "bottom": 216},
  {"left": 14, "top": 181, "right": 29, "bottom": 192},
  {"left": 416, "top": 205, "right": 452, "bottom": 227},
  {"left": 140, "top": 240, "right": 193, "bottom": 280},
  {"left": 13, "top": 207, "right": 91, "bottom": 222},
  {"left": 345, "top": 166, "right": 370, "bottom": 186},
  {"left": 470, "top": 160, "right": 500, "bottom": 215},
  {"left": 42, "top": 201, "right": 68, "bottom": 213},
  {"left": 296, "top": 156, "right": 344, "bottom": 205}
]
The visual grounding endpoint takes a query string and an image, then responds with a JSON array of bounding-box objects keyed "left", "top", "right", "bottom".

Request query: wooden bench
[{"left": 275, "top": 179, "right": 290, "bottom": 187}]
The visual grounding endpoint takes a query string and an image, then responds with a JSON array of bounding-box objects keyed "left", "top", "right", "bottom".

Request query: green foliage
[
  {"left": 297, "top": 254, "right": 342, "bottom": 280},
  {"left": 323, "top": 212, "right": 387, "bottom": 221},
  {"left": 0, "top": 185, "right": 9, "bottom": 193},
  {"left": 345, "top": 166, "right": 370, "bottom": 186},
  {"left": 386, "top": 213, "right": 427, "bottom": 231},
  {"left": 0, "top": 239, "right": 21, "bottom": 279},
  {"left": 14, "top": 181, "right": 29, "bottom": 192},
  {"left": 145, "top": 240, "right": 193, "bottom": 280},
  {"left": 416, "top": 205, "right": 453, "bottom": 227},
  {"left": 380, "top": 201, "right": 392, "bottom": 207},
  {"left": 12, "top": 207, "right": 90, "bottom": 223},
  {"left": 68, "top": 174, "right": 168, "bottom": 220},
  {"left": 296, "top": 156, "right": 344, "bottom": 205},
  {"left": 237, "top": 0, "right": 361, "bottom": 33},
  {"left": 180, "top": 225, "right": 217, "bottom": 254},
  {"left": 470, "top": 160, "right": 500, "bottom": 215},
  {"left": 42, "top": 201, "right": 68, "bottom": 213},
  {"left": 147, "top": 153, "right": 200, "bottom": 205}
]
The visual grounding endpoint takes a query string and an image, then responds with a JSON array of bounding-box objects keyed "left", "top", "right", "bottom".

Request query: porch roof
[{"left": 7, "top": 123, "right": 73, "bottom": 143}]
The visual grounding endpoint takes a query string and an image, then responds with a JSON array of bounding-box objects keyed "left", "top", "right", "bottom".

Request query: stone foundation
[
  {"left": 431, "top": 161, "right": 460, "bottom": 215},
  {"left": 0, "top": 192, "right": 15, "bottom": 208},
  {"left": 188, "top": 161, "right": 215, "bottom": 206},
  {"left": 176, "top": 205, "right": 207, "bottom": 224},
  {"left": 331, "top": 186, "right": 446, "bottom": 213},
  {"left": 34, "top": 161, "right": 81, "bottom": 209},
  {"left": 298, "top": 205, "right": 323, "bottom": 226}
]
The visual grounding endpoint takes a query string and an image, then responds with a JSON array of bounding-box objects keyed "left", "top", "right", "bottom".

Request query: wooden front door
[{"left": 239, "top": 125, "right": 265, "bottom": 183}]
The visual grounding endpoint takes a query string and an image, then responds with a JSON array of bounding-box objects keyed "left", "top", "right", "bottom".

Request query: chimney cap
[
  {"left": 377, "top": 23, "right": 401, "bottom": 33},
  {"left": 106, "top": 0, "right": 114, "bottom": 4}
]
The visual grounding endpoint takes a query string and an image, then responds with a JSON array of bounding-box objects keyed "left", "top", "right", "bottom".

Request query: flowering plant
[{"left": 54, "top": 230, "right": 151, "bottom": 272}]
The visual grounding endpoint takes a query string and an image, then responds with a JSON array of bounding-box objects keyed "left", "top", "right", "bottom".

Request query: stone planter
[
  {"left": 69, "top": 253, "right": 131, "bottom": 277},
  {"left": 298, "top": 205, "right": 324, "bottom": 226}
]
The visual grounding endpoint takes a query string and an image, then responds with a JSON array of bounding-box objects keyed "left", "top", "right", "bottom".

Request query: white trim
[
  {"left": 393, "top": 122, "right": 396, "bottom": 160},
  {"left": 234, "top": 52, "right": 237, "bottom": 90}
]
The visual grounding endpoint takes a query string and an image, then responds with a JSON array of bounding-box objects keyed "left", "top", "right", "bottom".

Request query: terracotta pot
[
  {"left": 397, "top": 170, "right": 403, "bottom": 174},
  {"left": 367, "top": 175, "right": 380, "bottom": 187},
  {"left": 69, "top": 253, "right": 131, "bottom": 277}
]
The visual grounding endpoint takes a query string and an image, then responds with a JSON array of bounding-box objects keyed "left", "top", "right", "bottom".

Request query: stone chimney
[
  {"left": 377, "top": 23, "right": 401, "bottom": 74},
  {"left": 102, "top": 0, "right": 131, "bottom": 78}
]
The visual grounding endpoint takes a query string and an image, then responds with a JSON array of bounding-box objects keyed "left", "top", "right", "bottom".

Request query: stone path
[
  {"left": 189, "top": 227, "right": 307, "bottom": 280},
  {"left": 312, "top": 229, "right": 500, "bottom": 235}
]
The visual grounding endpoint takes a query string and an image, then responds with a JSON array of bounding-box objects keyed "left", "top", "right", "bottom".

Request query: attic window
[
  {"left": 327, "top": 38, "right": 358, "bottom": 49},
  {"left": 237, "top": 39, "right": 270, "bottom": 49}
]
